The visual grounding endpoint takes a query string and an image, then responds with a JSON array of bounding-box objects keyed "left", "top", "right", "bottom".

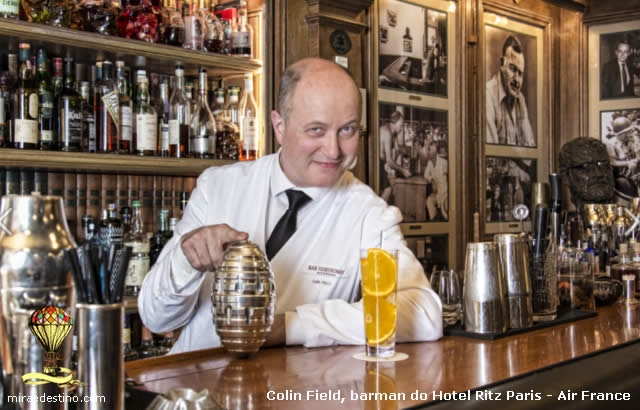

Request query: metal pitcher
[
  {"left": 0, "top": 195, "right": 76, "bottom": 409},
  {"left": 211, "top": 241, "right": 275, "bottom": 358},
  {"left": 494, "top": 234, "right": 533, "bottom": 329}
]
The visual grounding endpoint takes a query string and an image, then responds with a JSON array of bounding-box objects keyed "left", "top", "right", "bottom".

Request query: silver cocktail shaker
[
  {"left": 0, "top": 195, "right": 76, "bottom": 410},
  {"left": 463, "top": 242, "right": 507, "bottom": 334},
  {"left": 494, "top": 234, "right": 533, "bottom": 329},
  {"left": 211, "top": 241, "right": 275, "bottom": 357}
]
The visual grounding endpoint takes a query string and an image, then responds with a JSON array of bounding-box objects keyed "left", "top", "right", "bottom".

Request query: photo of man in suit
[{"left": 601, "top": 39, "right": 635, "bottom": 99}]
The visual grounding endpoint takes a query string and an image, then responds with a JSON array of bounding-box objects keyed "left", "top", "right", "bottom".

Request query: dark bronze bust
[{"left": 559, "top": 137, "right": 615, "bottom": 213}]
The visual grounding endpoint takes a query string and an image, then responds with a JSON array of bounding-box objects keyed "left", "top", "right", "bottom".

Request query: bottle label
[
  {"left": 208, "top": 134, "right": 216, "bottom": 155},
  {"left": 191, "top": 137, "right": 207, "bottom": 154},
  {"left": 169, "top": 119, "right": 179, "bottom": 145},
  {"left": 121, "top": 106, "right": 132, "bottom": 141},
  {"left": 136, "top": 113, "right": 157, "bottom": 151},
  {"left": 40, "top": 129, "right": 54, "bottom": 142},
  {"left": 124, "top": 257, "right": 150, "bottom": 288},
  {"left": 232, "top": 31, "right": 251, "bottom": 49},
  {"left": 242, "top": 117, "right": 258, "bottom": 150},
  {"left": 124, "top": 240, "right": 151, "bottom": 253},
  {"left": 40, "top": 92, "right": 54, "bottom": 117},
  {"left": 160, "top": 121, "right": 169, "bottom": 151},
  {"left": 123, "top": 327, "right": 131, "bottom": 345},
  {"left": 0, "top": 1, "right": 19, "bottom": 14},
  {"left": 102, "top": 91, "right": 120, "bottom": 127},
  {"left": 61, "top": 107, "right": 83, "bottom": 145},
  {"left": 14, "top": 119, "right": 38, "bottom": 144},
  {"left": 29, "top": 93, "right": 39, "bottom": 119}
]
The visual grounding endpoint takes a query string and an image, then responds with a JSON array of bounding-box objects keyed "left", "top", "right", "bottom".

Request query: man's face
[
  {"left": 500, "top": 46, "right": 525, "bottom": 99},
  {"left": 567, "top": 147, "right": 615, "bottom": 203},
  {"left": 428, "top": 143, "right": 437, "bottom": 159},
  {"left": 390, "top": 117, "right": 403, "bottom": 134},
  {"left": 616, "top": 43, "right": 631, "bottom": 64},
  {"left": 272, "top": 68, "right": 361, "bottom": 188}
]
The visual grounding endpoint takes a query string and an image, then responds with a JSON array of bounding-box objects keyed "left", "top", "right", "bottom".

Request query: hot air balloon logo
[{"left": 22, "top": 305, "right": 81, "bottom": 387}]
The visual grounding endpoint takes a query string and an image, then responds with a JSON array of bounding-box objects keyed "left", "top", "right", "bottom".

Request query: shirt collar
[{"left": 270, "top": 150, "right": 330, "bottom": 202}]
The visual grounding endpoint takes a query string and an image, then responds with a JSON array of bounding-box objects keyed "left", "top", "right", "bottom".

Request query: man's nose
[{"left": 324, "top": 133, "right": 341, "bottom": 159}]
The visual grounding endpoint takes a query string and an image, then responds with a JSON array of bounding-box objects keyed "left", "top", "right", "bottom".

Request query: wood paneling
[
  {"left": 127, "top": 304, "right": 640, "bottom": 409},
  {"left": 584, "top": 0, "right": 640, "bottom": 24}
]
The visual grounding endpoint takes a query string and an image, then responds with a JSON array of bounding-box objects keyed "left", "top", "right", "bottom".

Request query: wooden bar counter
[{"left": 125, "top": 304, "right": 640, "bottom": 409}]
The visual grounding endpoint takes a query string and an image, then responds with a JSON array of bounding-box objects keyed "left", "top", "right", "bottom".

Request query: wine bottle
[
  {"left": 169, "top": 65, "right": 190, "bottom": 157},
  {"left": 14, "top": 43, "right": 39, "bottom": 150},
  {"left": 135, "top": 75, "right": 157, "bottom": 156},
  {"left": 58, "top": 58, "right": 83, "bottom": 152},
  {"left": 35, "top": 49, "right": 56, "bottom": 150}
]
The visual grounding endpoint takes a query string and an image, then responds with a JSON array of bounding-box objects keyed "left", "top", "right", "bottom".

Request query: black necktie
[{"left": 266, "top": 189, "right": 311, "bottom": 260}]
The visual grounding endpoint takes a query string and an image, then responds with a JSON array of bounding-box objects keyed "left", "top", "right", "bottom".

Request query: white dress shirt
[{"left": 138, "top": 152, "right": 443, "bottom": 354}]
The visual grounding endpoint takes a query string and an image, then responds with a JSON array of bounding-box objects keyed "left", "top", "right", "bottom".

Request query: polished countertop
[{"left": 125, "top": 304, "right": 640, "bottom": 409}]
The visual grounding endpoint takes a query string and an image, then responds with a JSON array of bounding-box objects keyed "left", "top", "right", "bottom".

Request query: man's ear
[{"left": 271, "top": 110, "right": 285, "bottom": 145}]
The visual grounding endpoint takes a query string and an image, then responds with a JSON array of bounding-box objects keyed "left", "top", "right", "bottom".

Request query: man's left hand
[{"left": 263, "top": 314, "right": 286, "bottom": 347}]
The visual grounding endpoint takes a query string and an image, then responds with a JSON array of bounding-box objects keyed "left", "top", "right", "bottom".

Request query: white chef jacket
[{"left": 138, "top": 152, "right": 443, "bottom": 354}]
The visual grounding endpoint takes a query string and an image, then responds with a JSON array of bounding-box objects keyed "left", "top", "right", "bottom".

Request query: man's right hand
[{"left": 180, "top": 224, "right": 249, "bottom": 272}]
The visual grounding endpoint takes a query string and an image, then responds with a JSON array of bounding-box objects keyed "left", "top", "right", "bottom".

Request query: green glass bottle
[
  {"left": 58, "top": 58, "right": 83, "bottom": 152},
  {"left": 36, "top": 49, "right": 57, "bottom": 150}
]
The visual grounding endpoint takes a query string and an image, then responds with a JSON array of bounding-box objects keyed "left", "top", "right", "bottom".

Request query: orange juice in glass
[{"left": 360, "top": 248, "right": 398, "bottom": 358}]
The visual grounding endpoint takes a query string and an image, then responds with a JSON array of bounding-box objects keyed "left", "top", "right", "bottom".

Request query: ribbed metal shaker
[
  {"left": 0, "top": 195, "right": 75, "bottom": 410},
  {"left": 211, "top": 240, "right": 275, "bottom": 357}
]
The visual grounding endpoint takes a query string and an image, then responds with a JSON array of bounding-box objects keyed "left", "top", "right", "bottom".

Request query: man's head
[
  {"left": 559, "top": 137, "right": 615, "bottom": 207},
  {"left": 271, "top": 58, "right": 362, "bottom": 188},
  {"left": 390, "top": 110, "right": 404, "bottom": 134},
  {"left": 616, "top": 41, "right": 631, "bottom": 64},
  {"left": 428, "top": 141, "right": 438, "bottom": 159},
  {"left": 499, "top": 35, "right": 525, "bottom": 100},
  {"left": 433, "top": 44, "right": 440, "bottom": 57}
]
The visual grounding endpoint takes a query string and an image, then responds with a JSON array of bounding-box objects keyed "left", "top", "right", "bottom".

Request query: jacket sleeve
[
  {"left": 285, "top": 202, "right": 443, "bottom": 347},
  {"left": 137, "top": 170, "right": 213, "bottom": 334}
]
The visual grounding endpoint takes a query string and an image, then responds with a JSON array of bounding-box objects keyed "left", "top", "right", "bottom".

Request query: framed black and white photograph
[
  {"left": 485, "top": 25, "right": 538, "bottom": 148},
  {"left": 599, "top": 30, "right": 640, "bottom": 100},
  {"left": 600, "top": 110, "right": 640, "bottom": 199},
  {"left": 378, "top": 102, "right": 448, "bottom": 222},
  {"left": 378, "top": 0, "right": 448, "bottom": 96},
  {"left": 486, "top": 156, "right": 537, "bottom": 223},
  {"left": 405, "top": 234, "right": 449, "bottom": 279}
]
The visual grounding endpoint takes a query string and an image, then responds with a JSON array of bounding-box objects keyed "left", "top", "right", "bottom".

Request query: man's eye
[
  {"left": 340, "top": 126, "right": 357, "bottom": 137},
  {"left": 307, "top": 127, "right": 324, "bottom": 137}
]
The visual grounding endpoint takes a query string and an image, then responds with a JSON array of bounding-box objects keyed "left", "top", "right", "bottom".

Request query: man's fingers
[{"left": 180, "top": 224, "right": 249, "bottom": 272}]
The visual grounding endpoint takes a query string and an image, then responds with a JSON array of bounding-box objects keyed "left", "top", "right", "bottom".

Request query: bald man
[{"left": 139, "top": 58, "right": 443, "bottom": 354}]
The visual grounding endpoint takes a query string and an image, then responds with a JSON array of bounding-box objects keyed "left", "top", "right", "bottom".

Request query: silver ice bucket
[
  {"left": 0, "top": 195, "right": 76, "bottom": 409},
  {"left": 211, "top": 241, "right": 275, "bottom": 357}
]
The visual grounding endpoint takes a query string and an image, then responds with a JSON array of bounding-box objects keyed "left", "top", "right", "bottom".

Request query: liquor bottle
[
  {"left": 35, "top": 49, "right": 56, "bottom": 151},
  {"left": 169, "top": 65, "right": 190, "bottom": 157},
  {"left": 239, "top": 73, "right": 258, "bottom": 161},
  {"left": 149, "top": 209, "right": 170, "bottom": 266},
  {"left": 46, "top": 0, "right": 73, "bottom": 27},
  {"left": 611, "top": 243, "right": 636, "bottom": 282},
  {"left": 134, "top": 75, "right": 157, "bottom": 156},
  {"left": 138, "top": 326, "right": 157, "bottom": 358},
  {"left": 190, "top": 68, "right": 216, "bottom": 158},
  {"left": 14, "top": 43, "right": 39, "bottom": 150},
  {"left": 116, "top": 61, "right": 133, "bottom": 154},
  {"left": 118, "top": 0, "right": 159, "bottom": 42},
  {"left": 98, "top": 203, "right": 123, "bottom": 250},
  {"left": 156, "top": 81, "right": 170, "bottom": 157},
  {"left": 80, "top": 81, "right": 97, "bottom": 152},
  {"left": 203, "top": 1, "right": 224, "bottom": 53},
  {"left": 58, "top": 58, "right": 83, "bottom": 152},
  {"left": 123, "top": 314, "right": 140, "bottom": 361},
  {"left": 0, "top": 0, "right": 19, "bottom": 19},
  {"left": 231, "top": 0, "right": 252, "bottom": 56},
  {"left": 162, "top": 0, "right": 185, "bottom": 46},
  {"left": 78, "top": 215, "right": 94, "bottom": 245},
  {"left": 22, "top": 0, "right": 48, "bottom": 23},
  {"left": 169, "top": 216, "right": 177, "bottom": 234},
  {"left": 52, "top": 58, "right": 63, "bottom": 99},
  {"left": 123, "top": 200, "right": 150, "bottom": 297},
  {"left": 183, "top": 1, "right": 204, "bottom": 50},
  {"left": 120, "top": 205, "right": 132, "bottom": 237},
  {"left": 96, "top": 61, "right": 119, "bottom": 153}
]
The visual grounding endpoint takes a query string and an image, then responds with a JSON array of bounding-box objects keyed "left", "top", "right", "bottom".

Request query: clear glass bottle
[
  {"left": 123, "top": 314, "right": 140, "bottom": 361},
  {"left": 535, "top": 223, "right": 559, "bottom": 322},
  {"left": 98, "top": 202, "right": 123, "bottom": 251},
  {"left": 82, "top": 0, "right": 119, "bottom": 36},
  {"left": 231, "top": 0, "right": 252, "bottom": 57},
  {"left": 156, "top": 81, "right": 170, "bottom": 157},
  {"left": 149, "top": 209, "right": 170, "bottom": 266},
  {"left": 58, "top": 58, "right": 83, "bottom": 152},
  {"left": 0, "top": 0, "right": 19, "bottom": 19},
  {"left": 161, "top": 0, "right": 185, "bottom": 46},
  {"left": 239, "top": 73, "right": 258, "bottom": 161},
  {"left": 123, "top": 200, "right": 150, "bottom": 297},
  {"left": 14, "top": 43, "right": 39, "bottom": 150},
  {"left": 116, "top": 60, "right": 133, "bottom": 154},
  {"left": 190, "top": 68, "right": 216, "bottom": 158},
  {"left": 35, "top": 49, "right": 56, "bottom": 151},
  {"left": 203, "top": 0, "right": 224, "bottom": 53},
  {"left": 183, "top": 0, "right": 204, "bottom": 50},
  {"left": 169, "top": 65, "right": 190, "bottom": 158},
  {"left": 135, "top": 75, "right": 157, "bottom": 156},
  {"left": 96, "top": 60, "right": 119, "bottom": 153},
  {"left": 80, "top": 81, "right": 97, "bottom": 153},
  {"left": 611, "top": 243, "right": 636, "bottom": 282},
  {"left": 120, "top": 205, "right": 132, "bottom": 237}
]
